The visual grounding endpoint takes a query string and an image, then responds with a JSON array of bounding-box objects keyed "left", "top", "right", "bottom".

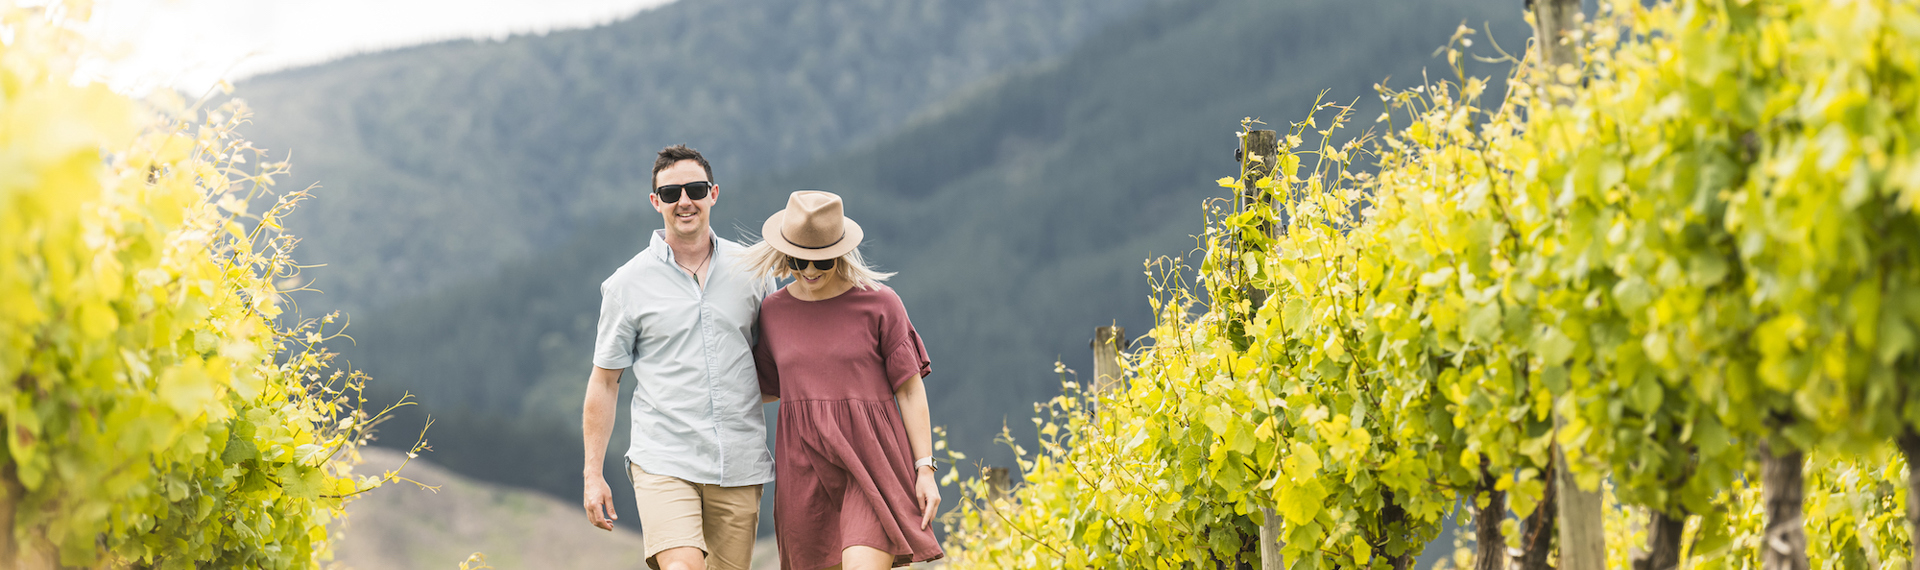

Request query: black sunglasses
[
  {"left": 654, "top": 181, "right": 713, "bottom": 203},
  {"left": 787, "top": 257, "right": 837, "bottom": 271}
]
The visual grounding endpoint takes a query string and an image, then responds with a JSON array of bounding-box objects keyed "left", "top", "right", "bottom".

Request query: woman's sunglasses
[
  {"left": 787, "top": 257, "right": 837, "bottom": 271},
  {"left": 654, "top": 181, "right": 714, "bottom": 203}
]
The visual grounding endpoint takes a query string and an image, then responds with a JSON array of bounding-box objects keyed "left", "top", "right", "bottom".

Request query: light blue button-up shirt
[{"left": 593, "top": 230, "right": 775, "bottom": 487}]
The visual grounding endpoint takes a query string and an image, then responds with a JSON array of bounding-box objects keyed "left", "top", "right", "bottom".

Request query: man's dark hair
[{"left": 653, "top": 145, "right": 714, "bottom": 188}]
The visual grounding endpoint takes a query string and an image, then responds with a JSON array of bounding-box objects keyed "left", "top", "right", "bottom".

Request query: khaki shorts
[{"left": 625, "top": 461, "right": 763, "bottom": 570}]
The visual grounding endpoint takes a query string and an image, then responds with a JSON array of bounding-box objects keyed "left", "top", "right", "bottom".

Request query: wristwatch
[{"left": 914, "top": 456, "right": 936, "bottom": 472}]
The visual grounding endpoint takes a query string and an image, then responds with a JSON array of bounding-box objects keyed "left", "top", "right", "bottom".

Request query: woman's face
[{"left": 788, "top": 256, "right": 844, "bottom": 295}]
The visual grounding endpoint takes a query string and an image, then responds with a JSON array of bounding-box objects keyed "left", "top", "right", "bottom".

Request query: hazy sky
[{"left": 86, "top": 0, "right": 678, "bottom": 93}]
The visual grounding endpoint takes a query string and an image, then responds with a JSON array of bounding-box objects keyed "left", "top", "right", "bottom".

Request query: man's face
[{"left": 650, "top": 159, "right": 716, "bottom": 239}]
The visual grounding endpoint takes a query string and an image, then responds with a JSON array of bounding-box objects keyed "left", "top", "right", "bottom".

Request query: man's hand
[
  {"left": 584, "top": 474, "right": 618, "bottom": 531},
  {"left": 914, "top": 467, "right": 940, "bottom": 530}
]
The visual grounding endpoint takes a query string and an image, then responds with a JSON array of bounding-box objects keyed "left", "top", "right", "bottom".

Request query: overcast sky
[{"left": 86, "top": 0, "right": 678, "bottom": 93}]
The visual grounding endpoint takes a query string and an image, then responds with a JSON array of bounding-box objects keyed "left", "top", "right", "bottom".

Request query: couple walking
[{"left": 581, "top": 145, "right": 944, "bottom": 570}]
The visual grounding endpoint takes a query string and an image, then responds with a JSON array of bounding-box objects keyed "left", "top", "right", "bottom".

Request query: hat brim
[{"left": 762, "top": 210, "right": 863, "bottom": 260}]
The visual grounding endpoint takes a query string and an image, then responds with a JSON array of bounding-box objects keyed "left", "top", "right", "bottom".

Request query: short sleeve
[
  {"left": 879, "top": 291, "right": 931, "bottom": 390},
  {"left": 591, "top": 284, "right": 637, "bottom": 370},
  {"left": 753, "top": 324, "right": 780, "bottom": 398}
]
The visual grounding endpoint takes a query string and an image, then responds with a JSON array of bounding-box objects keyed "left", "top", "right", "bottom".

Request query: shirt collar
[{"left": 650, "top": 229, "right": 723, "bottom": 264}]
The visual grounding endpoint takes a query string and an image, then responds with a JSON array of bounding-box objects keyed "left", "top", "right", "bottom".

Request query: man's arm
[{"left": 582, "top": 365, "right": 624, "bottom": 531}]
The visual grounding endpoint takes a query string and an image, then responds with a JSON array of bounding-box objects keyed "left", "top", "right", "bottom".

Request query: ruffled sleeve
[{"left": 879, "top": 289, "right": 931, "bottom": 390}]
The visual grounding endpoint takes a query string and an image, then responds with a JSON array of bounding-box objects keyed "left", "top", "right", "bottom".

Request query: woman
[{"left": 745, "top": 190, "right": 944, "bottom": 569}]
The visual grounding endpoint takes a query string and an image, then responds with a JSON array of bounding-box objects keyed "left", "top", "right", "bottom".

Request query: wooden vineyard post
[
  {"left": 1091, "top": 325, "right": 1127, "bottom": 397},
  {"left": 1530, "top": 0, "right": 1579, "bottom": 79},
  {"left": 983, "top": 464, "right": 1013, "bottom": 529},
  {"left": 1526, "top": 0, "right": 1605, "bottom": 568},
  {"left": 0, "top": 469, "right": 54, "bottom": 569},
  {"left": 1235, "top": 128, "right": 1283, "bottom": 570},
  {"left": 983, "top": 466, "right": 1011, "bottom": 528},
  {"left": 1554, "top": 417, "right": 1603, "bottom": 570},
  {"left": 1238, "top": 129, "right": 1280, "bottom": 311},
  {"left": 1260, "top": 507, "right": 1283, "bottom": 570},
  {"left": 1759, "top": 440, "right": 1810, "bottom": 570}
]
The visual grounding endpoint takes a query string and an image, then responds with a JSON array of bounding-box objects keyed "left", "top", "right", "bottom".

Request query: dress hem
[{"left": 792, "top": 541, "right": 943, "bottom": 570}]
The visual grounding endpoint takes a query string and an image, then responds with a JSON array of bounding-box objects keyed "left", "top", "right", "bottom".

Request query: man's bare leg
[{"left": 655, "top": 546, "right": 705, "bottom": 570}]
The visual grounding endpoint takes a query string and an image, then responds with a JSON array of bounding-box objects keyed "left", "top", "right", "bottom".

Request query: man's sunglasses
[
  {"left": 787, "top": 257, "right": 837, "bottom": 271},
  {"left": 654, "top": 181, "right": 714, "bottom": 203}
]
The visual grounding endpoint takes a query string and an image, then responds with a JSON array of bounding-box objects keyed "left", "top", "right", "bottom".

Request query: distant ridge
[
  {"left": 338, "top": 0, "right": 1531, "bottom": 536},
  {"left": 238, "top": 0, "right": 1155, "bottom": 313}
]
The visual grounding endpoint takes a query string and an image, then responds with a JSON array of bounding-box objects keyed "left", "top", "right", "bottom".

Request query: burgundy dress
[{"left": 754, "top": 285, "right": 944, "bottom": 569}]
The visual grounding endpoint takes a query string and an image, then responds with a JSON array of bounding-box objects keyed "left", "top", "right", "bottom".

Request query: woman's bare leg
[{"left": 840, "top": 545, "right": 895, "bottom": 570}]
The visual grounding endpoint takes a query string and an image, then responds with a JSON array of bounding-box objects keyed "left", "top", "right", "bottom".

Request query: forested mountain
[
  {"left": 240, "top": 0, "right": 1155, "bottom": 313},
  {"left": 241, "top": 0, "right": 1530, "bottom": 536}
]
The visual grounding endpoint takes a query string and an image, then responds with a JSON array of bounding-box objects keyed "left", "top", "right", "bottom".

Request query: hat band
[{"left": 782, "top": 229, "right": 845, "bottom": 250}]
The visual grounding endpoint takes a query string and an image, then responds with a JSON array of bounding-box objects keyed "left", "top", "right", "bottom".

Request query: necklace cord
[{"left": 675, "top": 242, "right": 713, "bottom": 283}]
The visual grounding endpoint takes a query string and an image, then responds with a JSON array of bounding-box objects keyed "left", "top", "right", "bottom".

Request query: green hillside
[
  {"left": 238, "top": 0, "right": 1154, "bottom": 314},
  {"left": 336, "top": 0, "right": 1532, "bottom": 535}
]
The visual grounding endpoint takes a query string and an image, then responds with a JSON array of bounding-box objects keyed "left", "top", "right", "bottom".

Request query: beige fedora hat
[{"left": 762, "top": 190, "right": 864, "bottom": 260}]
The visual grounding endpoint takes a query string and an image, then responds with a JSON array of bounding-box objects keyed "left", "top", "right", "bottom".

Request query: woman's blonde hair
[{"left": 737, "top": 240, "right": 894, "bottom": 291}]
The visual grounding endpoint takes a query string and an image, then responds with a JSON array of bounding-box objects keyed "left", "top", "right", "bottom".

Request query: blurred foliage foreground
[
  {"left": 942, "top": 0, "right": 1920, "bottom": 568},
  {"left": 0, "top": 3, "right": 419, "bottom": 568}
]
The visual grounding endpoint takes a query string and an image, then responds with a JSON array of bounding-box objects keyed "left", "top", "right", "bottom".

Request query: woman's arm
[
  {"left": 752, "top": 321, "right": 781, "bottom": 403},
  {"left": 894, "top": 373, "right": 939, "bottom": 529}
]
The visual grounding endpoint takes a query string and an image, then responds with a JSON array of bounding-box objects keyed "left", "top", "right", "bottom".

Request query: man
[{"left": 583, "top": 145, "right": 774, "bottom": 570}]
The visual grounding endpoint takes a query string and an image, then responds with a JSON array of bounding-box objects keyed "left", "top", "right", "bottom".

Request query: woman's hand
[{"left": 915, "top": 466, "right": 941, "bottom": 530}]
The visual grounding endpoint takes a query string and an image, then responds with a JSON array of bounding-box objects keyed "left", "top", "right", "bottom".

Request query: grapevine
[
  {"left": 0, "top": 4, "right": 423, "bottom": 567},
  {"left": 942, "top": 0, "right": 1920, "bottom": 567}
]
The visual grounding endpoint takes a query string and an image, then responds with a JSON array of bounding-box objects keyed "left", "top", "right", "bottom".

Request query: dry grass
[{"left": 326, "top": 447, "right": 781, "bottom": 569}]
